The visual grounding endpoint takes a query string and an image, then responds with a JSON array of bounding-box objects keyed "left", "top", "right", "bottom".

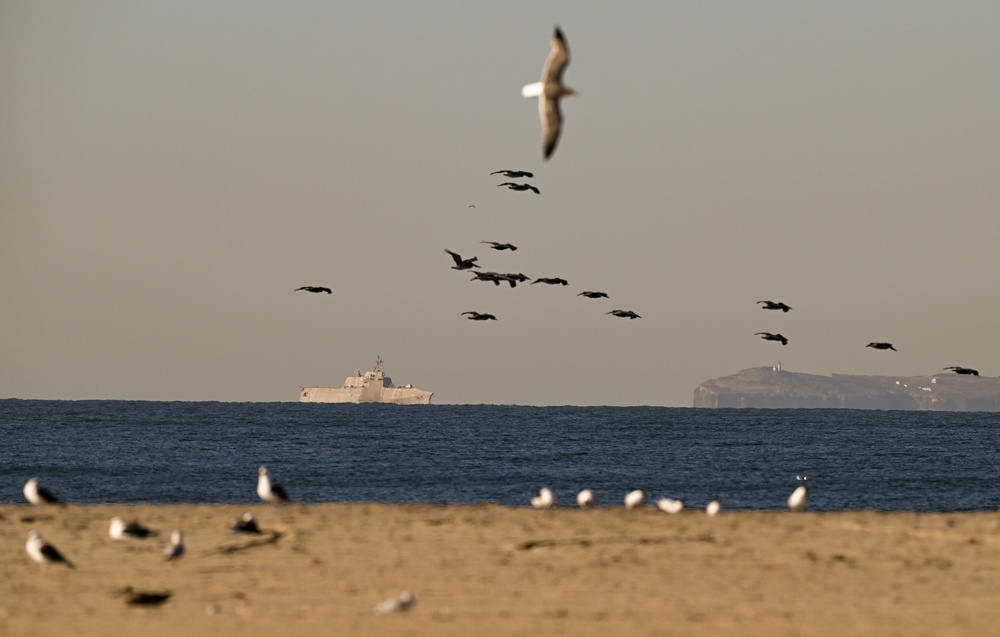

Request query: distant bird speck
[
  {"left": 164, "top": 530, "right": 184, "bottom": 561},
  {"left": 374, "top": 590, "right": 416, "bottom": 615}
]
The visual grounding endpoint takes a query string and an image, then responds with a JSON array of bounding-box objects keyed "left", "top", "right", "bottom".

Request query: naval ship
[{"left": 299, "top": 356, "right": 433, "bottom": 404}]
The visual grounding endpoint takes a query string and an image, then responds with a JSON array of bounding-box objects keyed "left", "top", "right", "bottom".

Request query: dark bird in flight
[
  {"left": 531, "top": 277, "right": 569, "bottom": 286},
  {"left": 462, "top": 311, "right": 497, "bottom": 321},
  {"left": 491, "top": 170, "right": 534, "bottom": 179},
  {"left": 481, "top": 241, "right": 518, "bottom": 251},
  {"left": 578, "top": 291, "right": 609, "bottom": 299},
  {"left": 866, "top": 342, "right": 897, "bottom": 351},
  {"left": 470, "top": 271, "right": 525, "bottom": 288},
  {"left": 497, "top": 182, "right": 540, "bottom": 194},
  {"left": 758, "top": 300, "right": 792, "bottom": 312},
  {"left": 522, "top": 26, "right": 576, "bottom": 160},
  {"left": 608, "top": 309, "right": 641, "bottom": 319},
  {"left": 756, "top": 332, "right": 789, "bottom": 346},
  {"left": 445, "top": 249, "right": 480, "bottom": 270},
  {"left": 944, "top": 366, "right": 979, "bottom": 376},
  {"left": 295, "top": 286, "right": 332, "bottom": 294}
]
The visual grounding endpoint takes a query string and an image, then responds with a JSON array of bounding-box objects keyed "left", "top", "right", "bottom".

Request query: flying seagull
[
  {"left": 109, "top": 517, "right": 158, "bottom": 540},
  {"left": 866, "top": 342, "right": 896, "bottom": 351},
  {"left": 578, "top": 291, "right": 609, "bottom": 299},
  {"left": 531, "top": 277, "right": 568, "bottom": 286},
  {"left": 26, "top": 530, "right": 74, "bottom": 569},
  {"left": 257, "top": 466, "right": 291, "bottom": 504},
  {"left": 756, "top": 332, "right": 788, "bottom": 346},
  {"left": 480, "top": 241, "right": 518, "bottom": 251},
  {"left": 576, "top": 489, "right": 597, "bottom": 508},
  {"left": 23, "top": 478, "right": 63, "bottom": 506},
  {"left": 531, "top": 487, "right": 555, "bottom": 509},
  {"left": 163, "top": 530, "right": 184, "bottom": 561},
  {"left": 497, "top": 182, "right": 540, "bottom": 194},
  {"left": 608, "top": 309, "right": 641, "bottom": 319},
  {"left": 758, "top": 300, "right": 792, "bottom": 312},
  {"left": 624, "top": 489, "right": 646, "bottom": 510},
  {"left": 462, "top": 311, "right": 497, "bottom": 321},
  {"left": 522, "top": 26, "right": 576, "bottom": 159},
  {"left": 944, "top": 366, "right": 979, "bottom": 376},
  {"left": 445, "top": 249, "right": 480, "bottom": 270},
  {"left": 295, "top": 286, "right": 332, "bottom": 294},
  {"left": 491, "top": 170, "right": 534, "bottom": 179}
]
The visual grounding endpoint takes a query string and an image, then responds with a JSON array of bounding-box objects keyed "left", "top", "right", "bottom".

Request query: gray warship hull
[{"left": 299, "top": 357, "right": 432, "bottom": 405}]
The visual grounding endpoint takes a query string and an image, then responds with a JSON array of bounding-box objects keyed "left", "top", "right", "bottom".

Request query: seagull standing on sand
[
  {"left": 576, "top": 489, "right": 597, "bottom": 508},
  {"left": 164, "top": 530, "right": 184, "bottom": 561},
  {"left": 23, "top": 478, "right": 63, "bottom": 506},
  {"left": 706, "top": 500, "right": 721, "bottom": 516},
  {"left": 624, "top": 489, "right": 646, "bottom": 510},
  {"left": 230, "top": 512, "right": 262, "bottom": 534},
  {"left": 531, "top": 487, "right": 556, "bottom": 509},
  {"left": 788, "top": 485, "right": 808, "bottom": 511},
  {"left": 374, "top": 590, "right": 417, "bottom": 615},
  {"left": 109, "top": 517, "right": 158, "bottom": 540},
  {"left": 257, "top": 466, "right": 291, "bottom": 504},
  {"left": 656, "top": 498, "right": 684, "bottom": 514},
  {"left": 26, "top": 530, "right": 75, "bottom": 569},
  {"left": 522, "top": 26, "right": 576, "bottom": 160}
]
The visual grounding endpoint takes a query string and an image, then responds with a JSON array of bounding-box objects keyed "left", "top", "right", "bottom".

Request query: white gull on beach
[
  {"left": 624, "top": 489, "right": 646, "bottom": 510},
  {"left": 522, "top": 26, "right": 576, "bottom": 160},
  {"left": 257, "top": 466, "right": 291, "bottom": 504},
  {"left": 374, "top": 590, "right": 417, "bottom": 615},
  {"left": 23, "top": 478, "right": 62, "bottom": 506},
  {"left": 656, "top": 497, "right": 684, "bottom": 514},
  {"left": 576, "top": 488, "right": 597, "bottom": 508},
  {"left": 109, "top": 516, "right": 158, "bottom": 540},
  {"left": 26, "top": 530, "right": 74, "bottom": 569},
  {"left": 164, "top": 530, "right": 185, "bottom": 560},
  {"left": 531, "top": 487, "right": 555, "bottom": 509},
  {"left": 788, "top": 485, "right": 808, "bottom": 511}
]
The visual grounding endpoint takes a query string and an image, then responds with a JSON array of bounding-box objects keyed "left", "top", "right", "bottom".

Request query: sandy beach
[{"left": 3, "top": 503, "right": 1000, "bottom": 636}]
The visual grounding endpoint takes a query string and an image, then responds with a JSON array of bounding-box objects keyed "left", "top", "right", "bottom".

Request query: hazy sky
[{"left": 2, "top": 2, "right": 999, "bottom": 405}]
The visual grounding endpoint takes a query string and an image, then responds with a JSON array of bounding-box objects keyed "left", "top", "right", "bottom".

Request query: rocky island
[{"left": 694, "top": 365, "right": 1000, "bottom": 411}]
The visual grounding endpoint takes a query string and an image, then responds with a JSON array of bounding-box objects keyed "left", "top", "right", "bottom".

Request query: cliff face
[{"left": 693, "top": 367, "right": 1000, "bottom": 411}]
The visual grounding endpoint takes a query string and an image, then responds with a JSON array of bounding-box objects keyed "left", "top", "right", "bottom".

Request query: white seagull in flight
[{"left": 522, "top": 26, "right": 576, "bottom": 160}]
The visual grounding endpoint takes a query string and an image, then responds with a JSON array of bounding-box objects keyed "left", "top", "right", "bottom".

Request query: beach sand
[{"left": 3, "top": 503, "right": 1000, "bottom": 636}]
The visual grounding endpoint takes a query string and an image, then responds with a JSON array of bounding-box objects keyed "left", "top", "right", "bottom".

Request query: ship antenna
[{"left": 374, "top": 355, "right": 383, "bottom": 372}]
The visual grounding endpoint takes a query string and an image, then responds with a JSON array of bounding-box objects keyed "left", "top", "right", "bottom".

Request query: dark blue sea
[{"left": 2, "top": 400, "right": 999, "bottom": 511}]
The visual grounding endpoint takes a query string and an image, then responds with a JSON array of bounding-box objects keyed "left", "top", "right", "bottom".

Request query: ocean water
[{"left": 2, "top": 400, "right": 999, "bottom": 512}]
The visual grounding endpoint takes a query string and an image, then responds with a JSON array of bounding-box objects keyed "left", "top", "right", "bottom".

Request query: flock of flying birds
[
  {"left": 753, "top": 300, "right": 981, "bottom": 375},
  {"left": 444, "top": 28, "right": 640, "bottom": 324}
]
